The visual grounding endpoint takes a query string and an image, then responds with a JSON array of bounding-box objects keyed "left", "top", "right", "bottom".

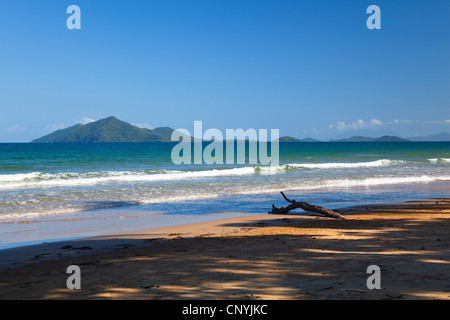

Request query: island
[{"left": 32, "top": 116, "right": 176, "bottom": 143}]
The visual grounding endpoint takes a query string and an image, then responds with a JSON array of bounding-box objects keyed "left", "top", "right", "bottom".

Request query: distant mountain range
[
  {"left": 31, "top": 117, "right": 450, "bottom": 143},
  {"left": 407, "top": 132, "right": 450, "bottom": 142},
  {"left": 281, "top": 133, "right": 450, "bottom": 142},
  {"left": 32, "top": 116, "right": 176, "bottom": 143},
  {"left": 277, "top": 136, "right": 321, "bottom": 142},
  {"left": 330, "top": 135, "right": 409, "bottom": 142}
]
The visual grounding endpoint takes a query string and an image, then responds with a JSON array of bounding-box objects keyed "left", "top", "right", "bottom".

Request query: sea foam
[{"left": 0, "top": 159, "right": 414, "bottom": 190}]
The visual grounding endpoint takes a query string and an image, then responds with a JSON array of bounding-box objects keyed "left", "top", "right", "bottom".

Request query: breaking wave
[{"left": 0, "top": 159, "right": 417, "bottom": 190}]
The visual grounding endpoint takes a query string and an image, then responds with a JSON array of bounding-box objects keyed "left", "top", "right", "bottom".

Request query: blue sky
[{"left": 0, "top": 0, "right": 449, "bottom": 142}]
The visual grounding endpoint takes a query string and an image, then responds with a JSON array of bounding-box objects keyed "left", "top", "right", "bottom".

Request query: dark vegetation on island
[{"left": 32, "top": 117, "right": 175, "bottom": 143}]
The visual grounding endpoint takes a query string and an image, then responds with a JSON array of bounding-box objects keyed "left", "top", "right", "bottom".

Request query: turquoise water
[{"left": 0, "top": 142, "right": 449, "bottom": 248}]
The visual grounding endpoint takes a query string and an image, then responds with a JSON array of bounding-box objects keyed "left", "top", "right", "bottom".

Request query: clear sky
[{"left": 0, "top": 0, "right": 449, "bottom": 142}]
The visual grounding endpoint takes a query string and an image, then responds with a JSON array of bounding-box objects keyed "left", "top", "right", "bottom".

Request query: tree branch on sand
[{"left": 269, "top": 192, "right": 345, "bottom": 220}]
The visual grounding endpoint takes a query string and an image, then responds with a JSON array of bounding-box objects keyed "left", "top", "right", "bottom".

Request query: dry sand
[{"left": 0, "top": 198, "right": 449, "bottom": 300}]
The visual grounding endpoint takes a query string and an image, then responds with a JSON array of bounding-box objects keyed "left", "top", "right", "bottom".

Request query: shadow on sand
[{"left": 0, "top": 200, "right": 449, "bottom": 300}]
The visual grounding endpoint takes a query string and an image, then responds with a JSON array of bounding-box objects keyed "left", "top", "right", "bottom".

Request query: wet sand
[{"left": 0, "top": 198, "right": 449, "bottom": 300}]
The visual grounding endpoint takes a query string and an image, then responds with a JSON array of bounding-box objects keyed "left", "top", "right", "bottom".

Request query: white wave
[
  {"left": 319, "top": 175, "right": 450, "bottom": 188},
  {"left": 0, "top": 159, "right": 430, "bottom": 190},
  {"left": 0, "top": 210, "right": 75, "bottom": 221},
  {"left": 2, "top": 173, "right": 448, "bottom": 221},
  {"left": 0, "top": 172, "right": 42, "bottom": 182},
  {"left": 428, "top": 158, "right": 450, "bottom": 163},
  {"left": 0, "top": 193, "right": 224, "bottom": 221},
  {"left": 0, "top": 167, "right": 257, "bottom": 190},
  {"left": 290, "top": 159, "right": 405, "bottom": 169},
  {"left": 255, "top": 165, "right": 295, "bottom": 174},
  {"left": 239, "top": 175, "right": 450, "bottom": 195},
  {"left": 249, "top": 159, "right": 405, "bottom": 174},
  {"left": 139, "top": 193, "right": 222, "bottom": 205}
]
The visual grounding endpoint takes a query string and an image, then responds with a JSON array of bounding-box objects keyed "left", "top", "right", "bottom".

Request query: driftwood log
[{"left": 269, "top": 192, "right": 345, "bottom": 220}]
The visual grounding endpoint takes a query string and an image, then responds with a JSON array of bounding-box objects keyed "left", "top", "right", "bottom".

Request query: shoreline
[
  {"left": 0, "top": 212, "right": 318, "bottom": 270},
  {"left": 2, "top": 179, "right": 449, "bottom": 253},
  {"left": 0, "top": 197, "right": 449, "bottom": 299},
  {"left": 0, "top": 196, "right": 403, "bottom": 269}
]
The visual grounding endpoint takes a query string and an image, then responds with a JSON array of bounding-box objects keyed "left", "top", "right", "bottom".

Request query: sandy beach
[{"left": 0, "top": 198, "right": 449, "bottom": 300}]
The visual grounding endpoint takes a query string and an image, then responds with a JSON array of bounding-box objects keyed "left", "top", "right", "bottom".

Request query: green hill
[
  {"left": 277, "top": 136, "right": 302, "bottom": 142},
  {"left": 32, "top": 117, "right": 177, "bottom": 143},
  {"left": 300, "top": 137, "right": 321, "bottom": 142},
  {"left": 277, "top": 136, "right": 321, "bottom": 142},
  {"left": 151, "top": 127, "right": 177, "bottom": 141},
  {"left": 374, "top": 135, "right": 410, "bottom": 142},
  {"left": 32, "top": 124, "right": 84, "bottom": 143}
]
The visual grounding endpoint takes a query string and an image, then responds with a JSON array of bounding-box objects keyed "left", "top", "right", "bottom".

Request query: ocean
[{"left": 0, "top": 142, "right": 449, "bottom": 249}]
